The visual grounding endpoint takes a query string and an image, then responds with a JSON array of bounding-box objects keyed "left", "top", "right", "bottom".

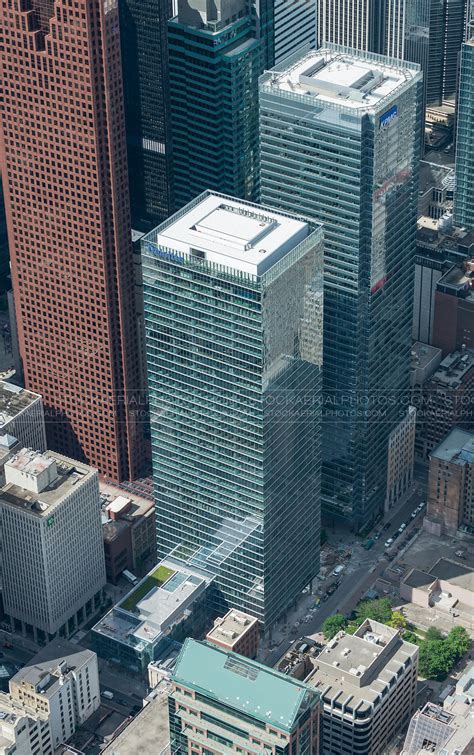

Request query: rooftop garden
[{"left": 120, "top": 565, "right": 175, "bottom": 613}]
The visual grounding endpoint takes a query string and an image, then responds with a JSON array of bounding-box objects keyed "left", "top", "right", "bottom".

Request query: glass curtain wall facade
[
  {"left": 274, "top": 0, "right": 316, "bottom": 64},
  {"left": 119, "top": 0, "right": 174, "bottom": 231},
  {"left": 142, "top": 192, "right": 323, "bottom": 626},
  {"left": 259, "top": 47, "right": 422, "bottom": 530},
  {"left": 168, "top": 12, "right": 263, "bottom": 210},
  {"left": 454, "top": 35, "right": 474, "bottom": 228}
]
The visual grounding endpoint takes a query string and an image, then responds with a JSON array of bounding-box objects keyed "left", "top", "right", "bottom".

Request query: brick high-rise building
[{"left": 0, "top": 0, "right": 142, "bottom": 481}]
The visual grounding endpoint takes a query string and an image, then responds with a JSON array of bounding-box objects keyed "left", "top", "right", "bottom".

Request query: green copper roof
[{"left": 172, "top": 639, "right": 318, "bottom": 732}]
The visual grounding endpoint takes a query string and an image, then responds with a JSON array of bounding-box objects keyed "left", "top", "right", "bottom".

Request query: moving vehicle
[{"left": 101, "top": 690, "right": 114, "bottom": 700}]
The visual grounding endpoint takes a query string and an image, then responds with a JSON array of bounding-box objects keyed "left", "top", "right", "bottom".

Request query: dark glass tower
[
  {"left": 119, "top": 0, "right": 174, "bottom": 231},
  {"left": 454, "top": 32, "right": 474, "bottom": 228},
  {"left": 260, "top": 47, "right": 422, "bottom": 530},
  {"left": 168, "top": 0, "right": 263, "bottom": 210}
]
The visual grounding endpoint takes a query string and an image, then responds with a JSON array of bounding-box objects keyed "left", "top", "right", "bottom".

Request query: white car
[
  {"left": 384, "top": 538, "right": 394, "bottom": 548},
  {"left": 399, "top": 523, "right": 406, "bottom": 532}
]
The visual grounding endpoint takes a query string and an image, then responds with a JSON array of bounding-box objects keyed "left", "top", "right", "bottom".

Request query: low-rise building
[
  {"left": 306, "top": 619, "right": 418, "bottom": 755},
  {"left": 92, "top": 559, "right": 214, "bottom": 673},
  {"left": 100, "top": 486, "right": 156, "bottom": 583},
  {"left": 0, "top": 449, "right": 106, "bottom": 642},
  {"left": 9, "top": 641, "right": 100, "bottom": 752},
  {"left": 403, "top": 667, "right": 474, "bottom": 754},
  {"left": 0, "top": 691, "right": 52, "bottom": 755},
  {"left": 102, "top": 680, "right": 171, "bottom": 755},
  {"left": 206, "top": 609, "right": 260, "bottom": 659},
  {"left": 169, "top": 639, "right": 320, "bottom": 754},
  {"left": 0, "top": 381, "right": 46, "bottom": 454},
  {"left": 385, "top": 407, "right": 416, "bottom": 512},
  {"left": 400, "top": 557, "right": 473, "bottom": 628}
]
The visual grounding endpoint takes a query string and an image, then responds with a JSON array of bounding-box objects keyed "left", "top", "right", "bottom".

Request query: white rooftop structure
[
  {"left": 155, "top": 193, "right": 310, "bottom": 275},
  {"left": 269, "top": 48, "right": 418, "bottom": 111}
]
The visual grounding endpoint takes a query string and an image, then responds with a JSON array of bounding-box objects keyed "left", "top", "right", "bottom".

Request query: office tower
[
  {"left": 427, "top": 0, "right": 467, "bottom": 106},
  {"left": 317, "top": 0, "right": 384, "bottom": 50},
  {"left": 168, "top": 0, "right": 263, "bottom": 210},
  {"left": 119, "top": 0, "right": 174, "bottom": 231},
  {"left": 169, "top": 639, "right": 320, "bottom": 754},
  {"left": 455, "top": 35, "right": 474, "bottom": 228},
  {"left": 0, "top": 182, "right": 9, "bottom": 295},
  {"left": 274, "top": 0, "right": 316, "bottom": 64},
  {"left": 260, "top": 48, "right": 422, "bottom": 530},
  {"left": 425, "top": 427, "right": 474, "bottom": 535},
  {"left": 143, "top": 192, "right": 324, "bottom": 625},
  {"left": 0, "top": 381, "right": 47, "bottom": 453},
  {"left": 306, "top": 620, "right": 418, "bottom": 755},
  {"left": 9, "top": 641, "right": 100, "bottom": 751},
  {"left": 0, "top": 0, "right": 142, "bottom": 481},
  {"left": 0, "top": 449, "right": 106, "bottom": 643}
]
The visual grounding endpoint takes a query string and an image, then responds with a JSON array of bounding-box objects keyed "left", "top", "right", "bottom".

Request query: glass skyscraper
[
  {"left": 119, "top": 0, "right": 174, "bottom": 231},
  {"left": 274, "top": 0, "right": 316, "bottom": 64},
  {"left": 260, "top": 47, "right": 422, "bottom": 530},
  {"left": 168, "top": 0, "right": 263, "bottom": 210},
  {"left": 454, "top": 32, "right": 474, "bottom": 228},
  {"left": 143, "top": 192, "right": 323, "bottom": 625}
]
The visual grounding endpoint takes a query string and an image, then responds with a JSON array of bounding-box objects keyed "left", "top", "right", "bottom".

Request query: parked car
[
  {"left": 399, "top": 523, "right": 406, "bottom": 532},
  {"left": 384, "top": 538, "right": 394, "bottom": 548},
  {"left": 332, "top": 565, "right": 345, "bottom": 577},
  {"left": 383, "top": 522, "right": 391, "bottom": 531},
  {"left": 363, "top": 539, "right": 375, "bottom": 550}
]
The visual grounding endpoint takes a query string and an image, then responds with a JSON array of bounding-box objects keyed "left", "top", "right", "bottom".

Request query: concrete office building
[
  {"left": 455, "top": 33, "right": 474, "bottom": 229},
  {"left": 274, "top": 0, "right": 316, "bottom": 64},
  {"left": 206, "top": 609, "right": 260, "bottom": 658},
  {"left": 432, "top": 259, "right": 474, "bottom": 355},
  {"left": 413, "top": 224, "right": 473, "bottom": 346},
  {"left": 0, "top": 692, "right": 52, "bottom": 755},
  {"left": 143, "top": 192, "right": 324, "bottom": 625},
  {"left": 168, "top": 0, "right": 263, "bottom": 210},
  {"left": 0, "top": 382, "right": 46, "bottom": 455},
  {"left": 306, "top": 619, "right": 418, "bottom": 755},
  {"left": 0, "top": 450, "right": 106, "bottom": 642},
  {"left": 169, "top": 639, "right": 320, "bottom": 754},
  {"left": 317, "top": 0, "right": 384, "bottom": 50},
  {"left": 9, "top": 641, "right": 100, "bottom": 751},
  {"left": 425, "top": 427, "right": 474, "bottom": 535},
  {"left": 414, "top": 348, "right": 474, "bottom": 460},
  {"left": 385, "top": 406, "right": 416, "bottom": 511},
  {"left": 260, "top": 47, "right": 422, "bottom": 530},
  {"left": 0, "top": 0, "right": 143, "bottom": 481}
]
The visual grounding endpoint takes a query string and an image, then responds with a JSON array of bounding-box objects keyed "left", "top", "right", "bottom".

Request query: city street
[{"left": 259, "top": 472, "right": 429, "bottom": 667}]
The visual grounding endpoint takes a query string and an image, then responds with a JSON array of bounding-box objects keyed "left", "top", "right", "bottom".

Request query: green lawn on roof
[{"left": 120, "top": 565, "right": 175, "bottom": 612}]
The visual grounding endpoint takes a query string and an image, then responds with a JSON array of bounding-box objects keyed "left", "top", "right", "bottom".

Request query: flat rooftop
[
  {"left": 0, "top": 451, "right": 95, "bottom": 515},
  {"left": 102, "top": 682, "right": 171, "bottom": 755},
  {"left": 411, "top": 342, "right": 442, "bottom": 371},
  {"left": 430, "top": 558, "right": 474, "bottom": 592},
  {"left": 93, "top": 560, "right": 211, "bottom": 649},
  {"left": 431, "top": 428, "right": 474, "bottom": 464},
  {"left": 430, "top": 348, "right": 474, "bottom": 388},
  {"left": 100, "top": 481, "right": 154, "bottom": 520},
  {"left": 306, "top": 620, "right": 417, "bottom": 708},
  {"left": 402, "top": 568, "right": 436, "bottom": 591},
  {"left": 11, "top": 640, "right": 95, "bottom": 698},
  {"left": 264, "top": 49, "right": 418, "bottom": 111},
  {"left": 145, "top": 193, "right": 318, "bottom": 276},
  {"left": 0, "top": 381, "right": 41, "bottom": 427},
  {"left": 207, "top": 609, "right": 259, "bottom": 646}
]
